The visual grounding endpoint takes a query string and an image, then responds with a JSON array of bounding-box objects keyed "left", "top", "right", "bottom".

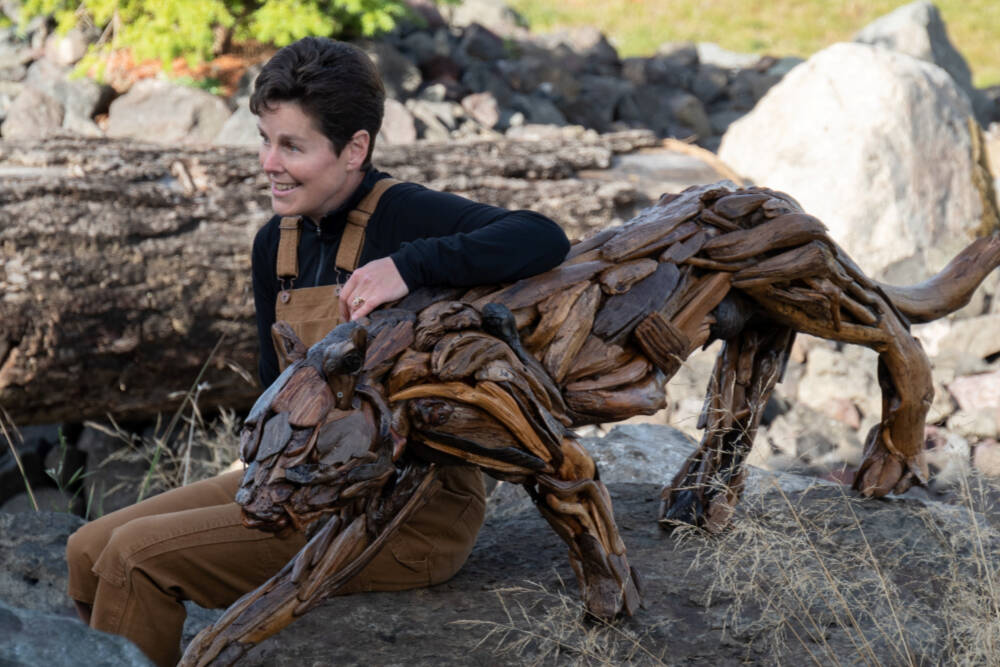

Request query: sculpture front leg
[
  {"left": 180, "top": 463, "right": 441, "bottom": 667},
  {"left": 529, "top": 438, "right": 642, "bottom": 618}
]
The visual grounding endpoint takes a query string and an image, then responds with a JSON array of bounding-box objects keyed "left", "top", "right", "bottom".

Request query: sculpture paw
[
  {"left": 577, "top": 536, "right": 642, "bottom": 618},
  {"left": 853, "top": 425, "right": 927, "bottom": 497},
  {"left": 853, "top": 448, "right": 915, "bottom": 497},
  {"left": 658, "top": 486, "right": 737, "bottom": 534}
]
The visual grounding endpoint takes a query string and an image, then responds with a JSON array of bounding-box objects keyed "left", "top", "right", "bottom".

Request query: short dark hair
[{"left": 250, "top": 37, "right": 385, "bottom": 166}]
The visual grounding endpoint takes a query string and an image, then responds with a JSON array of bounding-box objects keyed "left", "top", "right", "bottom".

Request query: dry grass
[
  {"left": 457, "top": 465, "right": 1000, "bottom": 665},
  {"left": 87, "top": 406, "right": 242, "bottom": 507},
  {"left": 455, "top": 576, "right": 669, "bottom": 666},
  {"left": 682, "top": 474, "right": 1000, "bottom": 665},
  {"left": 0, "top": 405, "right": 39, "bottom": 511}
]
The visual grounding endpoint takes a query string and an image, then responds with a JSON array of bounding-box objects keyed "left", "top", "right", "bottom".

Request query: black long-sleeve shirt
[{"left": 252, "top": 168, "right": 570, "bottom": 386}]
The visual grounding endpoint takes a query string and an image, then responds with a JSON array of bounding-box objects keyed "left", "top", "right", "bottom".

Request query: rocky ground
[{"left": 4, "top": 426, "right": 1000, "bottom": 665}]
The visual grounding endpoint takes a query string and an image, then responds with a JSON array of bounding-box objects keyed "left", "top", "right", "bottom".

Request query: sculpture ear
[{"left": 271, "top": 321, "right": 307, "bottom": 366}]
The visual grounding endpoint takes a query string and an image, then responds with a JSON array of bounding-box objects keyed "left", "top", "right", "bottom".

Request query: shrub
[{"left": 15, "top": 0, "right": 414, "bottom": 72}]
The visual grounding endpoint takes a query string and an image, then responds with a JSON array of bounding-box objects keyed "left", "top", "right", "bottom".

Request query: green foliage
[
  {"left": 16, "top": 0, "right": 412, "bottom": 71},
  {"left": 45, "top": 428, "right": 94, "bottom": 516},
  {"left": 172, "top": 75, "right": 226, "bottom": 96}
]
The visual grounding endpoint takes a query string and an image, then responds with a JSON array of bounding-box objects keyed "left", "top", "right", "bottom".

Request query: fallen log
[{"left": 0, "top": 132, "right": 652, "bottom": 425}]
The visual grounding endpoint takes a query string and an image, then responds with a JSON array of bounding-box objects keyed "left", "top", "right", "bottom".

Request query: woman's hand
[{"left": 339, "top": 257, "right": 410, "bottom": 321}]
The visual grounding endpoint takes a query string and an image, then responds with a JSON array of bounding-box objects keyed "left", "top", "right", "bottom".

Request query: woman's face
[{"left": 257, "top": 101, "right": 364, "bottom": 221}]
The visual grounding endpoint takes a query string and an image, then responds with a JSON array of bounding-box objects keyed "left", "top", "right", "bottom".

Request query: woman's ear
[{"left": 346, "top": 130, "right": 370, "bottom": 170}]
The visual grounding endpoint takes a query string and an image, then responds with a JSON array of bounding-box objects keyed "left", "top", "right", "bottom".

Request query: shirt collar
[{"left": 309, "top": 167, "right": 380, "bottom": 237}]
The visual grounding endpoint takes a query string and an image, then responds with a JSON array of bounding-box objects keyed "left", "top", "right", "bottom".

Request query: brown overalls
[{"left": 66, "top": 180, "right": 486, "bottom": 667}]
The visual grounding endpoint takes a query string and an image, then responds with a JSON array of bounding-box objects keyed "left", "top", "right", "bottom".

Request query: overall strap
[
  {"left": 275, "top": 216, "right": 301, "bottom": 284},
  {"left": 335, "top": 178, "right": 402, "bottom": 272}
]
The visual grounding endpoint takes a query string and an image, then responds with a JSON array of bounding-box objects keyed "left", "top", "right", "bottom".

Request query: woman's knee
[{"left": 66, "top": 519, "right": 108, "bottom": 571}]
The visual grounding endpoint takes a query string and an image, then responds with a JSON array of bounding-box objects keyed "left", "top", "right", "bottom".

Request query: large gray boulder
[
  {"left": 213, "top": 101, "right": 257, "bottom": 147},
  {"left": 854, "top": 0, "right": 993, "bottom": 125},
  {"left": 107, "top": 79, "right": 232, "bottom": 145},
  {"left": 719, "top": 42, "right": 984, "bottom": 282},
  {"left": 0, "top": 511, "right": 82, "bottom": 614},
  {"left": 443, "top": 0, "right": 528, "bottom": 38},
  {"left": 0, "top": 86, "right": 62, "bottom": 138},
  {"left": 24, "top": 59, "right": 111, "bottom": 132},
  {"left": 184, "top": 471, "right": 996, "bottom": 665},
  {"left": 0, "top": 599, "right": 153, "bottom": 666}
]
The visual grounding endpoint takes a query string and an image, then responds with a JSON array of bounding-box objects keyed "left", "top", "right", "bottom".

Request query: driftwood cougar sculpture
[{"left": 183, "top": 181, "right": 1000, "bottom": 665}]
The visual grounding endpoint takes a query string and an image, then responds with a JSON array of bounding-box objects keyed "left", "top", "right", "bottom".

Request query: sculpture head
[{"left": 237, "top": 321, "right": 394, "bottom": 532}]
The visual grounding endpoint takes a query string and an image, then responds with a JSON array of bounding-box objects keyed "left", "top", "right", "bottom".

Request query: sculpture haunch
[{"left": 182, "top": 181, "right": 1000, "bottom": 666}]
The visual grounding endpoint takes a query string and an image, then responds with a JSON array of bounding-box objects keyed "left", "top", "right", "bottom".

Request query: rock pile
[{"left": 4, "top": 0, "right": 991, "bottom": 153}]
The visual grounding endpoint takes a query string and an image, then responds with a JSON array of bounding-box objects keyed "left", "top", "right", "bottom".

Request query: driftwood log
[
  {"left": 0, "top": 131, "right": 656, "bottom": 424},
  {"left": 181, "top": 181, "right": 1000, "bottom": 666}
]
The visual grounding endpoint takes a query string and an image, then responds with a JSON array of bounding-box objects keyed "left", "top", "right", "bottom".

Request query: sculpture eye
[
  {"left": 340, "top": 349, "right": 363, "bottom": 374},
  {"left": 322, "top": 344, "right": 363, "bottom": 377}
]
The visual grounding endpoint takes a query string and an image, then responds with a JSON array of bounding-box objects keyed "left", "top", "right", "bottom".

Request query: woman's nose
[{"left": 260, "top": 146, "right": 281, "bottom": 172}]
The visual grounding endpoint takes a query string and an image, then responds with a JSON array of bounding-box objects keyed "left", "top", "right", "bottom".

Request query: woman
[{"left": 66, "top": 37, "right": 569, "bottom": 666}]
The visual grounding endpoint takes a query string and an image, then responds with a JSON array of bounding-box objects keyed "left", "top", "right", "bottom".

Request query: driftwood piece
[
  {"left": 474, "top": 260, "right": 612, "bottom": 311},
  {"left": 702, "top": 212, "right": 831, "bottom": 262},
  {"left": 524, "top": 282, "right": 590, "bottom": 352},
  {"left": 563, "top": 335, "right": 635, "bottom": 384},
  {"left": 598, "top": 259, "right": 658, "bottom": 295},
  {"left": 592, "top": 262, "right": 681, "bottom": 344},
  {"left": 564, "top": 357, "right": 651, "bottom": 392},
  {"left": 542, "top": 284, "right": 602, "bottom": 383},
  {"left": 565, "top": 370, "right": 668, "bottom": 423}
]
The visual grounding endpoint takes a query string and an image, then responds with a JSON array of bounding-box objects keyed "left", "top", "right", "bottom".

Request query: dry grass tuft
[
  {"left": 88, "top": 406, "right": 242, "bottom": 506},
  {"left": 681, "top": 474, "right": 1000, "bottom": 666},
  {"left": 455, "top": 576, "right": 669, "bottom": 666}
]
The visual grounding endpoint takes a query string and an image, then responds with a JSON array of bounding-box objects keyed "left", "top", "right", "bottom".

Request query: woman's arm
[{"left": 341, "top": 183, "right": 569, "bottom": 319}]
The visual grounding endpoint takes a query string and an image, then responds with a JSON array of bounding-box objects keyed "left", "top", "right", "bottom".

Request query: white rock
[
  {"left": 107, "top": 79, "right": 231, "bottom": 145},
  {"left": 719, "top": 42, "right": 982, "bottom": 282},
  {"left": 213, "top": 101, "right": 258, "bottom": 147},
  {"left": 854, "top": 0, "right": 992, "bottom": 125}
]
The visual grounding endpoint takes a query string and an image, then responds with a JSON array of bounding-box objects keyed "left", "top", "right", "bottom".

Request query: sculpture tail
[{"left": 878, "top": 232, "right": 1000, "bottom": 324}]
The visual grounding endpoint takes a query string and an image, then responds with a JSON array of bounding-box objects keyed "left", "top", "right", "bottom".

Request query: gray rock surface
[
  {"left": 854, "top": 0, "right": 993, "bottom": 125},
  {"left": 213, "top": 101, "right": 257, "bottom": 147},
  {"left": 43, "top": 27, "right": 91, "bottom": 67},
  {"left": 0, "top": 599, "right": 153, "bottom": 666},
  {"left": 107, "top": 79, "right": 232, "bottom": 145},
  {"left": 0, "top": 511, "right": 82, "bottom": 614},
  {"left": 1, "top": 86, "right": 63, "bottom": 138},
  {"left": 443, "top": 0, "right": 528, "bottom": 37},
  {"left": 181, "top": 474, "right": 997, "bottom": 665},
  {"left": 363, "top": 40, "right": 423, "bottom": 100},
  {"left": 24, "top": 58, "right": 112, "bottom": 123},
  {"left": 378, "top": 97, "right": 418, "bottom": 145},
  {"left": 719, "top": 42, "right": 983, "bottom": 281},
  {"left": 3, "top": 421, "right": 998, "bottom": 666}
]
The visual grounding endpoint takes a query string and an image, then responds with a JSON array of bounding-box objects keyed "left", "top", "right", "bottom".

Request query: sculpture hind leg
[
  {"left": 729, "top": 241, "right": 933, "bottom": 499},
  {"left": 660, "top": 324, "right": 795, "bottom": 532},
  {"left": 851, "top": 302, "right": 933, "bottom": 496}
]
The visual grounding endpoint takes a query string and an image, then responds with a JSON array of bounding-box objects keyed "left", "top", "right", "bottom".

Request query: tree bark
[{"left": 0, "top": 131, "right": 654, "bottom": 425}]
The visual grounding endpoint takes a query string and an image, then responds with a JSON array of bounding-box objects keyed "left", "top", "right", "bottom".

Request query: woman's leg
[
  {"left": 68, "top": 467, "right": 485, "bottom": 667},
  {"left": 66, "top": 470, "right": 246, "bottom": 608}
]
